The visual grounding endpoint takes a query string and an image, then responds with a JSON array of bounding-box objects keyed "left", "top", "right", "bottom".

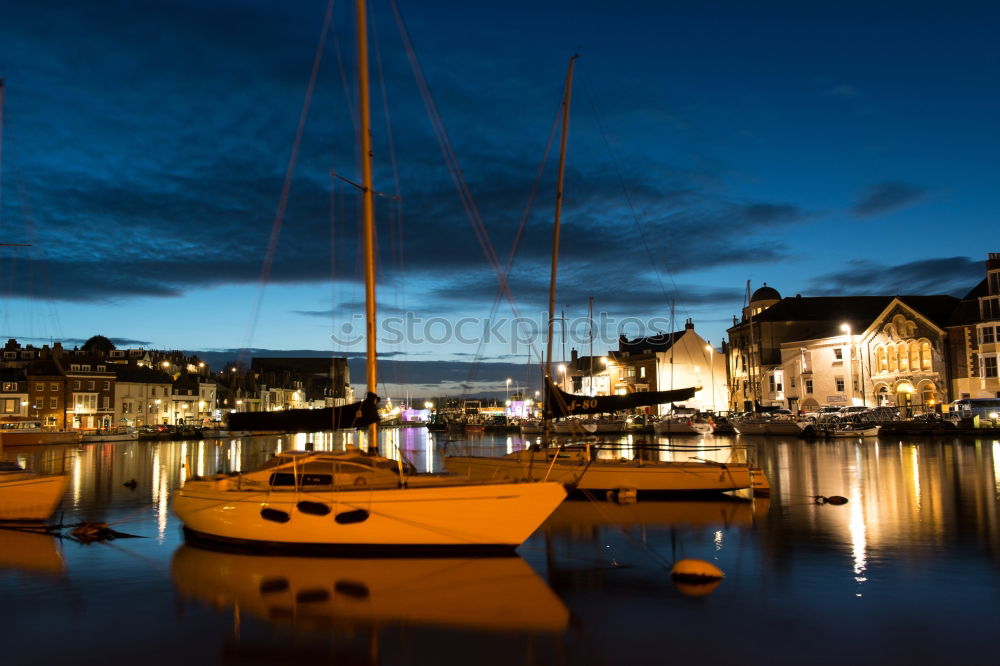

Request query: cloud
[
  {"left": 852, "top": 181, "right": 929, "bottom": 217},
  {"left": 826, "top": 84, "right": 860, "bottom": 98},
  {"left": 807, "top": 256, "right": 982, "bottom": 296}
]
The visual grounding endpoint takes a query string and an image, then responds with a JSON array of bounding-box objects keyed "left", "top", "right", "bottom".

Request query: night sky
[{"left": 1, "top": 0, "right": 997, "bottom": 397}]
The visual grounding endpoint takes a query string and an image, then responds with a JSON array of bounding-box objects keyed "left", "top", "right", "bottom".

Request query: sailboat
[
  {"left": 0, "top": 461, "right": 70, "bottom": 522},
  {"left": 171, "top": 0, "right": 565, "bottom": 552},
  {"left": 446, "top": 58, "right": 759, "bottom": 494}
]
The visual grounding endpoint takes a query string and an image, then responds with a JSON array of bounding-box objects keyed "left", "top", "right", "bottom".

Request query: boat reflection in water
[
  {"left": 0, "top": 528, "right": 65, "bottom": 576},
  {"left": 543, "top": 496, "right": 769, "bottom": 533},
  {"left": 171, "top": 545, "right": 569, "bottom": 633}
]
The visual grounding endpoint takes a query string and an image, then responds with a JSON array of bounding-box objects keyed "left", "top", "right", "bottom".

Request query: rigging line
[
  {"left": 370, "top": 8, "right": 408, "bottom": 394},
  {"left": 576, "top": 62, "right": 684, "bottom": 315},
  {"left": 238, "top": 0, "right": 335, "bottom": 366},
  {"left": 461, "top": 99, "right": 562, "bottom": 388},
  {"left": 388, "top": 1, "right": 525, "bottom": 326},
  {"left": 13, "top": 165, "right": 63, "bottom": 340}
]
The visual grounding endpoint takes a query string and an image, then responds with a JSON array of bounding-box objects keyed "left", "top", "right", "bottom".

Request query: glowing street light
[
  {"left": 840, "top": 323, "right": 857, "bottom": 406},
  {"left": 705, "top": 342, "right": 715, "bottom": 411}
]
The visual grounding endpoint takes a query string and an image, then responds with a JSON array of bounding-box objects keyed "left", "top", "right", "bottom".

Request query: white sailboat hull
[
  {"left": 653, "top": 420, "right": 714, "bottom": 435},
  {"left": 732, "top": 419, "right": 805, "bottom": 436},
  {"left": 172, "top": 477, "right": 565, "bottom": 551},
  {"left": 0, "top": 473, "right": 70, "bottom": 521},
  {"left": 446, "top": 453, "right": 752, "bottom": 493}
]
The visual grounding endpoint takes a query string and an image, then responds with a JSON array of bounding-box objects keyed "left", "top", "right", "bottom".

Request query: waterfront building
[
  {"left": 571, "top": 320, "right": 724, "bottom": 413},
  {"left": 249, "top": 357, "right": 354, "bottom": 408},
  {"left": 947, "top": 252, "right": 1000, "bottom": 400},
  {"left": 0, "top": 369, "right": 29, "bottom": 419},
  {"left": 728, "top": 286, "right": 958, "bottom": 413},
  {"left": 778, "top": 297, "right": 955, "bottom": 414},
  {"left": 114, "top": 365, "right": 174, "bottom": 427},
  {"left": 24, "top": 360, "right": 68, "bottom": 428}
]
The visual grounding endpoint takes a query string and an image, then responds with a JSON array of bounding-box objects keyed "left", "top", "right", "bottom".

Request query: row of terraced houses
[{"left": 0, "top": 338, "right": 353, "bottom": 430}]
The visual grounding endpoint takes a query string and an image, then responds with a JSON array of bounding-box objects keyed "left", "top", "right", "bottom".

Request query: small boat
[
  {"left": 0, "top": 419, "right": 80, "bottom": 447},
  {"left": 0, "top": 461, "right": 70, "bottom": 521},
  {"left": 447, "top": 444, "right": 759, "bottom": 494},
  {"left": 172, "top": 449, "right": 565, "bottom": 552},
  {"left": 653, "top": 412, "right": 714, "bottom": 436},
  {"left": 519, "top": 419, "right": 543, "bottom": 435},
  {"left": 731, "top": 415, "right": 806, "bottom": 436},
  {"left": 821, "top": 423, "right": 881, "bottom": 438},
  {"left": 80, "top": 426, "right": 137, "bottom": 443}
]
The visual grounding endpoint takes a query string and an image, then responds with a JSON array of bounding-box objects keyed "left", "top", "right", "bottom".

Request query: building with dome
[{"left": 726, "top": 284, "right": 959, "bottom": 414}]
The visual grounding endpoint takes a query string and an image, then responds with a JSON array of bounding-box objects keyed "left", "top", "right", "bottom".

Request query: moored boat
[
  {"left": 654, "top": 415, "right": 714, "bottom": 435},
  {"left": 0, "top": 419, "right": 80, "bottom": 446},
  {"left": 172, "top": 449, "right": 565, "bottom": 552},
  {"left": 80, "top": 426, "right": 137, "bottom": 443},
  {"left": 0, "top": 461, "right": 70, "bottom": 521},
  {"left": 446, "top": 445, "right": 758, "bottom": 494}
]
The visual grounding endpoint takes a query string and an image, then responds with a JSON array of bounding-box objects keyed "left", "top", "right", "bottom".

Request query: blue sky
[{"left": 1, "top": 0, "right": 997, "bottom": 397}]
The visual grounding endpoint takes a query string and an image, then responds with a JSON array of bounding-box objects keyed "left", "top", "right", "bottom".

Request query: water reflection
[
  {"left": 0, "top": 529, "right": 65, "bottom": 576},
  {"left": 171, "top": 545, "right": 569, "bottom": 632},
  {"left": 2, "top": 430, "right": 1000, "bottom": 665}
]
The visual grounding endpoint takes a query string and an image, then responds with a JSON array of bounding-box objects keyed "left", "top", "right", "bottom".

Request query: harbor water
[{"left": 2, "top": 429, "right": 999, "bottom": 665}]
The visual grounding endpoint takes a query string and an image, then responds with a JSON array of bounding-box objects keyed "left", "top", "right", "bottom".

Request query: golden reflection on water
[
  {"left": 171, "top": 545, "right": 569, "bottom": 633},
  {"left": 993, "top": 441, "right": 1000, "bottom": 498}
]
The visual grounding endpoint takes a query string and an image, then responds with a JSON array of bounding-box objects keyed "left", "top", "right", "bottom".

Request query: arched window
[
  {"left": 920, "top": 341, "right": 932, "bottom": 371},
  {"left": 876, "top": 346, "right": 887, "bottom": 373},
  {"left": 888, "top": 345, "right": 897, "bottom": 372},
  {"left": 909, "top": 342, "right": 920, "bottom": 371},
  {"left": 898, "top": 343, "right": 909, "bottom": 371}
]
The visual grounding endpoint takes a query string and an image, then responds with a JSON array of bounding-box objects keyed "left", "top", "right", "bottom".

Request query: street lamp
[
  {"left": 705, "top": 343, "right": 715, "bottom": 411},
  {"left": 840, "top": 323, "right": 856, "bottom": 406}
]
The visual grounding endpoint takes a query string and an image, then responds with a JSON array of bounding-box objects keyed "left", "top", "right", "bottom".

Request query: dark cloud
[
  {"left": 852, "top": 181, "right": 929, "bottom": 217},
  {"left": 807, "top": 256, "right": 982, "bottom": 297}
]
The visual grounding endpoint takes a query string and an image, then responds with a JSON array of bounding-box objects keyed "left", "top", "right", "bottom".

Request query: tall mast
[
  {"left": 544, "top": 54, "right": 577, "bottom": 443},
  {"left": 746, "top": 280, "right": 757, "bottom": 412},
  {"left": 588, "top": 296, "right": 594, "bottom": 395},
  {"left": 356, "top": 0, "right": 378, "bottom": 450}
]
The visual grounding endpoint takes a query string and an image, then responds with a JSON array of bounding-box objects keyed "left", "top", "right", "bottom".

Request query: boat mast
[
  {"left": 588, "top": 296, "right": 594, "bottom": 396},
  {"left": 745, "top": 280, "right": 757, "bottom": 413},
  {"left": 356, "top": 0, "right": 378, "bottom": 451},
  {"left": 544, "top": 54, "right": 577, "bottom": 443}
]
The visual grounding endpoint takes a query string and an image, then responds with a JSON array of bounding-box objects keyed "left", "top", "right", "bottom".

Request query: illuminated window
[
  {"left": 920, "top": 341, "right": 932, "bottom": 370},
  {"left": 898, "top": 344, "right": 909, "bottom": 372},
  {"left": 909, "top": 342, "right": 920, "bottom": 371},
  {"left": 876, "top": 346, "right": 887, "bottom": 373},
  {"left": 887, "top": 346, "right": 897, "bottom": 372}
]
